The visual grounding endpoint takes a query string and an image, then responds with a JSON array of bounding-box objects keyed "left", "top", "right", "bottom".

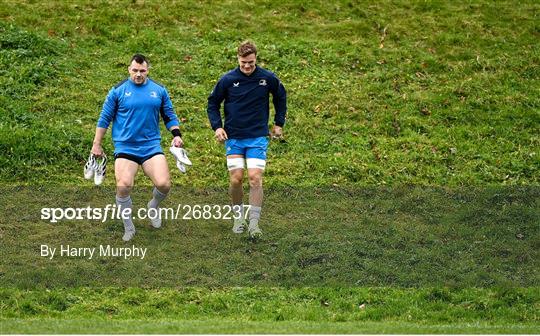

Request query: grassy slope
[{"left": 0, "top": 0, "right": 538, "bottom": 186}]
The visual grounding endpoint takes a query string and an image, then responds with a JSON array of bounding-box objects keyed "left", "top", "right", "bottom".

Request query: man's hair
[
  {"left": 130, "top": 53, "right": 150, "bottom": 66},
  {"left": 237, "top": 41, "right": 257, "bottom": 57}
]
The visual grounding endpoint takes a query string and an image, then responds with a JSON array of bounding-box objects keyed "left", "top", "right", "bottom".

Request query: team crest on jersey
[
  {"left": 233, "top": 82, "right": 240, "bottom": 87},
  {"left": 259, "top": 79, "right": 267, "bottom": 86},
  {"left": 150, "top": 91, "right": 158, "bottom": 98},
  {"left": 125, "top": 91, "right": 132, "bottom": 97}
]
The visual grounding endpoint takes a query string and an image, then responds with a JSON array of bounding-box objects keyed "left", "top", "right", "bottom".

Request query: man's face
[
  {"left": 128, "top": 60, "right": 149, "bottom": 85},
  {"left": 238, "top": 53, "right": 256, "bottom": 76}
]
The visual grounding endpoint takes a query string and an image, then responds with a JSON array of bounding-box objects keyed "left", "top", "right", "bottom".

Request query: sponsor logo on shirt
[
  {"left": 233, "top": 82, "right": 240, "bottom": 87},
  {"left": 150, "top": 91, "right": 158, "bottom": 98},
  {"left": 125, "top": 91, "right": 132, "bottom": 97},
  {"left": 259, "top": 79, "right": 267, "bottom": 86}
]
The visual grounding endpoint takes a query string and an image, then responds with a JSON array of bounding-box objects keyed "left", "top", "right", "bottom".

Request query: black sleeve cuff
[{"left": 171, "top": 128, "right": 182, "bottom": 138}]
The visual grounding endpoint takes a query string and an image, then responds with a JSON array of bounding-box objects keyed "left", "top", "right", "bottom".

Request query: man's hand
[
  {"left": 171, "top": 136, "right": 184, "bottom": 148},
  {"left": 91, "top": 142, "right": 104, "bottom": 157},
  {"left": 91, "top": 127, "right": 107, "bottom": 157},
  {"left": 215, "top": 128, "right": 228, "bottom": 142},
  {"left": 271, "top": 125, "right": 283, "bottom": 140}
]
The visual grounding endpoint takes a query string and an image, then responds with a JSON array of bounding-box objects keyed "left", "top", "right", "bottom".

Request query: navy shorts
[{"left": 114, "top": 151, "right": 164, "bottom": 165}]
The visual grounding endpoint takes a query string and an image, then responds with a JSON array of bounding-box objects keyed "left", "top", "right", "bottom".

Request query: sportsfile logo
[
  {"left": 40, "top": 204, "right": 251, "bottom": 223},
  {"left": 41, "top": 204, "right": 131, "bottom": 223}
]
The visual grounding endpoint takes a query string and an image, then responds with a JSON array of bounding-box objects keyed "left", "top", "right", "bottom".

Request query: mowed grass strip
[
  {"left": 1, "top": 319, "right": 538, "bottom": 334},
  {"left": 1, "top": 287, "right": 538, "bottom": 334}
]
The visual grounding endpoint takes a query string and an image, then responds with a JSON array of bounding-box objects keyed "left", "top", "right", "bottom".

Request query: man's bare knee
[
  {"left": 249, "top": 177, "right": 262, "bottom": 188},
  {"left": 229, "top": 170, "right": 244, "bottom": 187},
  {"left": 248, "top": 171, "right": 263, "bottom": 188},
  {"left": 155, "top": 179, "right": 171, "bottom": 194},
  {"left": 116, "top": 183, "right": 133, "bottom": 197}
]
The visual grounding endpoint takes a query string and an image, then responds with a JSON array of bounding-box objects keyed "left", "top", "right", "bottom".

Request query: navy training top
[{"left": 207, "top": 66, "right": 287, "bottom": 139}]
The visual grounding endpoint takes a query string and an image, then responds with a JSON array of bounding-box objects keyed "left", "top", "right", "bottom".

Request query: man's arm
[
  {"left": 97, "top": 88, "right": 117, "bottom": 130},
  {"left": 160, "top": 88, "right": 180, "bottom": 130},
  {"left": 91, "top": 127, "right": 107, "bottom": 156},
  {"left": 159, "top": 88, "right": 184, "bottom": 147},
  {"left": 207, "top": 78, "right": 226, "bottom": 131},
  {"left": 92, "top": 88, "right": 117, "bottom": 156},
  {"left": 270, "top": 75, "right": 287, "bottom": 138}
]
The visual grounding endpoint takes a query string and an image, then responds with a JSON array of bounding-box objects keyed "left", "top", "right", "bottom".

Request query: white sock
[
  {"left": 116, "top": 195, "right": 135, "bottom": 237},
  {"left": 148, "top": 187, "right": 167, "bottom": 209},
  {"left": 233, "top": 203, "right": 245, "bottom": 222},
  {"left": 249, "top": 205, "right": 262, "bottom": 227},
  {"left": 147, "top": 187, "right": 167, "bottom": 228}
]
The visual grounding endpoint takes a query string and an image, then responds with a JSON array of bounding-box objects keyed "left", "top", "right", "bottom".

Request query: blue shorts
[{"left": 225, "top": 137, "right": 268, "bottom": 159}]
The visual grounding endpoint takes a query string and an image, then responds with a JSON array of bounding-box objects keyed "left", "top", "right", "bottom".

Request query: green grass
[
  {"left": 1, "top": 186, "right": 538, "bottom": 288},
  {"left": 1, "top": 186, "right": 539, "bottom": 332},
  {"left": 4, "top": 319, "right": 537, "bottom": 334},
  {"left": 1, "top": 287, "right": 539, "bottom": 333},
  {"left": 0, "top": 0, "right": 538, "bottom": 186},
  {"left": 0, "top": 0, "right": 539, "bottom": 333}
]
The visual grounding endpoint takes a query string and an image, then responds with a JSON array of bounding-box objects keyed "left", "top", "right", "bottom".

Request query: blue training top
[
  {"left": 97, "top": 78, "right": 179, "bottom": 155},
  {"left": 207, "top": 66, "right": 287, "bottom": 139}
]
